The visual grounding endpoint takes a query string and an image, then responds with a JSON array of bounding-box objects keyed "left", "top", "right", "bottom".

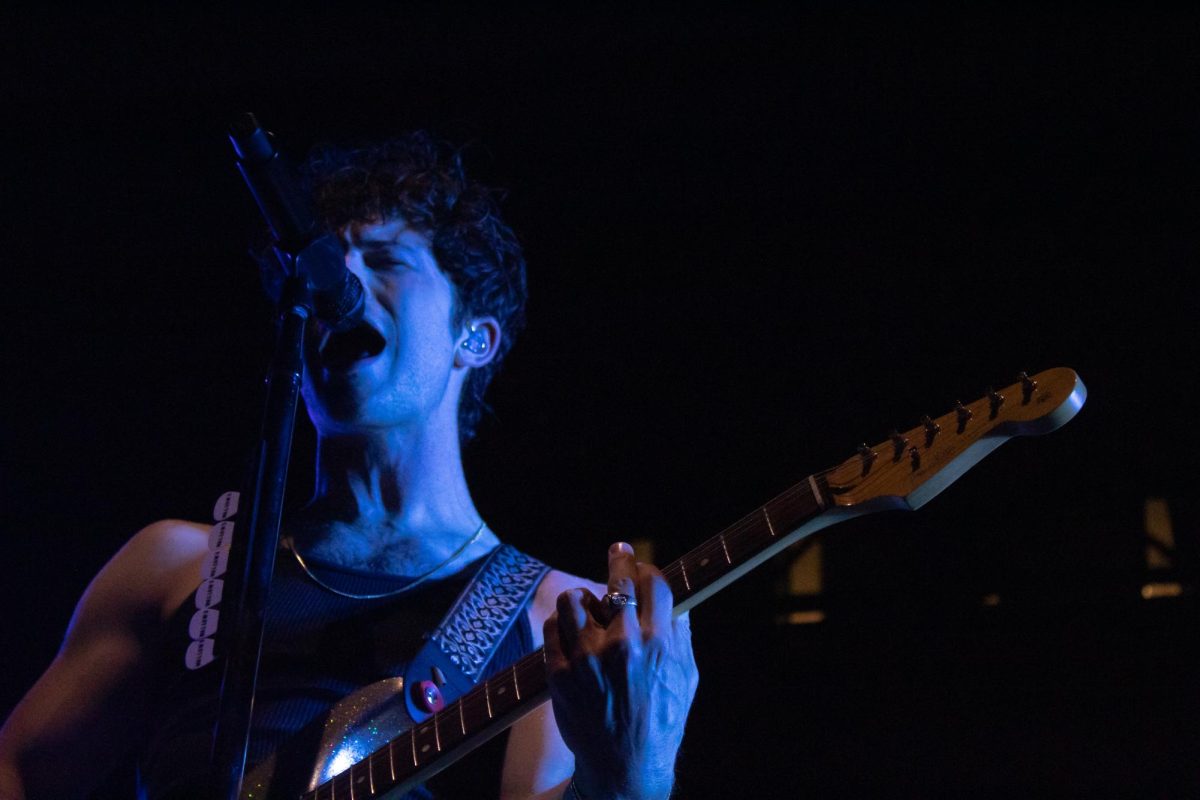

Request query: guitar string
[
  {"left": 661, "top": 498, "right": 800, "bottom": 579},
  {"left": 665, "top": 390, "right": 1007, "bottom": 576},
  {"left": 330, "top": 500, "right": 808, "bottom": 794},
  {"left": 659, "top": 472, "right": 830, "bottom": 582},
  {"left": 663, "top": 389, "right": 1001, "bottom": 578},
  {"left": 335, "top": 383, "right": 1063, "bottom": 787},
  {"left": 660, "top": 497, "right": 810, "bottom": 581},
  {"left": 319, "top": 429, "right": 1013, "bottom": 795},
  {"left": 324, "top": 651, "right": 553, "bottom": 795},
  {"left": 660, "top": 393, "right": 1009, "bottom": 582},
  {"left": 659, "top": 441, "right": 933, "bottom": 583},
  {"left": 663, "top": 449, "right": 918, "bottom": 579},
  {"left": 313, "top": 391, "right": 1050, "bottom": 795}
]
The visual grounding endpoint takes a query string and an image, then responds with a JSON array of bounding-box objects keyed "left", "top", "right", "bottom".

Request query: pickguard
[
  {"left": 306, "top": 676, "right": 414, "bottom": 790},
  {"left": 239, "top": 675, "right": 415, "bottom": 798}
]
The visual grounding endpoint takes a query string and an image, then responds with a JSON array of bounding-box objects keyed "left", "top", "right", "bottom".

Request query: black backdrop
[{"left": 3, "top": 7, "right": 1198, "bottom": 797}]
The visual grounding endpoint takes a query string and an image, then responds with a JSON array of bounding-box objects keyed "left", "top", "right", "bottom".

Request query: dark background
[{"left": 3, "top": 6, "right": 1198, "bottom": 797}]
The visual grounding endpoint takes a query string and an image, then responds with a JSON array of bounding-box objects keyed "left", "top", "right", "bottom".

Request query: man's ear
[{"left": 454, "top": 316, "right": 501, "bottom": 369}]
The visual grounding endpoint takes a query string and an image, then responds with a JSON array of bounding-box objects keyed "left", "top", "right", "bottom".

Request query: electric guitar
[{"left": 245, "top": 367, "right": 1086, "bottom": 800}]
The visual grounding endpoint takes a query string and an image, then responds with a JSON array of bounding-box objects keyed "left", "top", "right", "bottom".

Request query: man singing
[{"left": 0, "top": 133, "right": 699, "bottom": 799}]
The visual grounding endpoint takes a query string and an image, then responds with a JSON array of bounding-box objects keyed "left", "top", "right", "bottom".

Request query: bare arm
[
  {"left": 499, "top": 570, "right": 604, "bottom": 800},
  {"left": 0, "top": 521, "right": 208, "bottom": 800}
]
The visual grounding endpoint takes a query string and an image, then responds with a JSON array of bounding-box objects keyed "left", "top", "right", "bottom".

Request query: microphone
[{"left": 229, "top": 113, "right": 364, "bottom": 330}]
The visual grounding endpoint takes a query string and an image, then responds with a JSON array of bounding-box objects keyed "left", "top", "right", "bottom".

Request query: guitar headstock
[{"left": 825, "top": 367, "right": 1087, "bottom": 511}]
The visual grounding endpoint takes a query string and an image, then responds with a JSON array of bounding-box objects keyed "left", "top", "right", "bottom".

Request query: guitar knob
[{"left": 414, "top": 679, "right": 446, "bottom": 713}]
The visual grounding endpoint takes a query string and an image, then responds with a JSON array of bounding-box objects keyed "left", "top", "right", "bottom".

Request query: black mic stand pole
[{"left": 209, "top": 276, "right": 309, "bottom": 800}]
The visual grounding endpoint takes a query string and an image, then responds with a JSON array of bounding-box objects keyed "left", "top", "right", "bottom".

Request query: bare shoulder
[
  {"left": 119, "top": 518, "right": 211, "bottom": 570},
  {"left": 0, "top": 519, "right": 212, "bottom": 796},
  {"left": 534, "top": 569, "right": 606, "bottom": 605},
  {"left": 525, "top": 569, "right": 606, "bottom": 644},
  {"left": 125, "top": 517, "right": 209, "bottom": 547},
  {"left": 79, "top": 518, "right": 212, "bottom": 633}
]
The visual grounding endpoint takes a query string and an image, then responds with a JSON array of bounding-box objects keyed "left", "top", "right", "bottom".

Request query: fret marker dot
[{"left": 700, "top": 557, "right": 710, "bottom": 567}]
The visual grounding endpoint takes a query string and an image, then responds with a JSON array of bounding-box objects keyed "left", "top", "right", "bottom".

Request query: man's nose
[
  {"left": 343, "top": 250, "right": 383, "bottom": 301},
  {"left": 344, "top": 249, "right": 369, "bottom": 282}
]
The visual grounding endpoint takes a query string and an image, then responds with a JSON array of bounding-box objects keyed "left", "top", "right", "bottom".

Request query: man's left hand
[{"left": 544, "top": 542, "right": 699, "bottom": 800}]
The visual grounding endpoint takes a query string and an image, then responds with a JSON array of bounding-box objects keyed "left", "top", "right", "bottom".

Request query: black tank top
[{"left": 138, "top": 546, "right": 537, "bottom": 800}]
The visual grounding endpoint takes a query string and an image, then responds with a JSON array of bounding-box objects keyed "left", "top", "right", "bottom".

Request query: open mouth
[{"left": 318, "top": 322, "right": 387, "bottom": 371}]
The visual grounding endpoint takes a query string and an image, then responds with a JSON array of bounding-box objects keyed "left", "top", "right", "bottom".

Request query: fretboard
[{"left": 301, "top": 472, "right": 831, "bottom": 800}]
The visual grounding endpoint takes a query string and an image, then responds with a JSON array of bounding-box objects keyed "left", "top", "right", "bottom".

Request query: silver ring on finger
[{"left": 603, "top": 591, "right": 638, "bottom": 611}]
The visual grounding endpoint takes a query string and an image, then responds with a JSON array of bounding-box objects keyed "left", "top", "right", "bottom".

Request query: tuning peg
[
  {"left": 921, "top": 415, "right": 941, "bottom": 447},
  {"left": 954, "top": 401, "right": 973, "bottom": 433},
  {"left": 987, "top": 388, "right": 1005, "bottom": 419},
  {"left": 909, "top": 446, "right": 921, "bottom": 471},
  {"left": 889, "top": 430, "right": 909, "bottom": 462},
  {"left": 1019, "top": 371, "right": 1038, "bottom": 404},
  {"left": 857, "top": 443, "right": 878, "bottom": 476}
]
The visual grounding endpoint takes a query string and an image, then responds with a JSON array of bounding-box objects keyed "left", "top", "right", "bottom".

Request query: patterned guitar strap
[{"left": 403, "top": 543, "right": 550, "bottom": 724}]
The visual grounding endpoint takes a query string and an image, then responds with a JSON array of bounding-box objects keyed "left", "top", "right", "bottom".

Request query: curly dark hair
[{"left": 300, "top": 132, "right": 528, "bottom": 441}]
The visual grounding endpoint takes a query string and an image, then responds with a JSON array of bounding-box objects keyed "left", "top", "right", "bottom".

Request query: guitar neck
[
  {"left": 303, "top": 473, "right": 834, "bottom": 800},
  {"left": 662, "top": 473, "right": 831, "bottom": 612}
]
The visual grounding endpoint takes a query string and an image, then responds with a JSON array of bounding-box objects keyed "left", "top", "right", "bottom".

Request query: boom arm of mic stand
[{"left": 210, "top": 277, "right": 310, "bottom": 800}]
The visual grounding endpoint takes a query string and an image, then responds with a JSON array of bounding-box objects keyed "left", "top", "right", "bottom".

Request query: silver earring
[{"left": 462, "top": 328, "right": 488, "bottom": 354}]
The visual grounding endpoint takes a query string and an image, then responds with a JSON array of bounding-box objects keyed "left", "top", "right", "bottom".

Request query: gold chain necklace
[{"left": 283, "top": 521, "right": 488, "bottom": 600}]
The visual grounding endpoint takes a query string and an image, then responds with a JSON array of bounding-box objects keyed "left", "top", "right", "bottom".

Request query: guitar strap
[{"left": 403, "top": 543, "right": 549, "bottom": 724}]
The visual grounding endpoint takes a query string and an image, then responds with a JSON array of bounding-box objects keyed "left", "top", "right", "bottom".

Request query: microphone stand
[{"left": 209, "top": 273, "right": 310, "bottom": 800}]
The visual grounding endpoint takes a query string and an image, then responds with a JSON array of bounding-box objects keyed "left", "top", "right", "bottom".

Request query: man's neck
[{"left": 292, "top": 422, "right": 494, "bottom": 576}]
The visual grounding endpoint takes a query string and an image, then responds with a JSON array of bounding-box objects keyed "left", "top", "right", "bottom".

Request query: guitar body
[{"left": 241, "top": 677, "right": 415, "bottom": 799}]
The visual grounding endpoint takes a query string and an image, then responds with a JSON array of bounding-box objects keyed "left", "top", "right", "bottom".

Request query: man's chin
[
  {"left": 305, "top": 359, "right": 383, "bottom": 401},
  {"left": 302, "top": 380, "right": 377, "bottom": 432}
]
